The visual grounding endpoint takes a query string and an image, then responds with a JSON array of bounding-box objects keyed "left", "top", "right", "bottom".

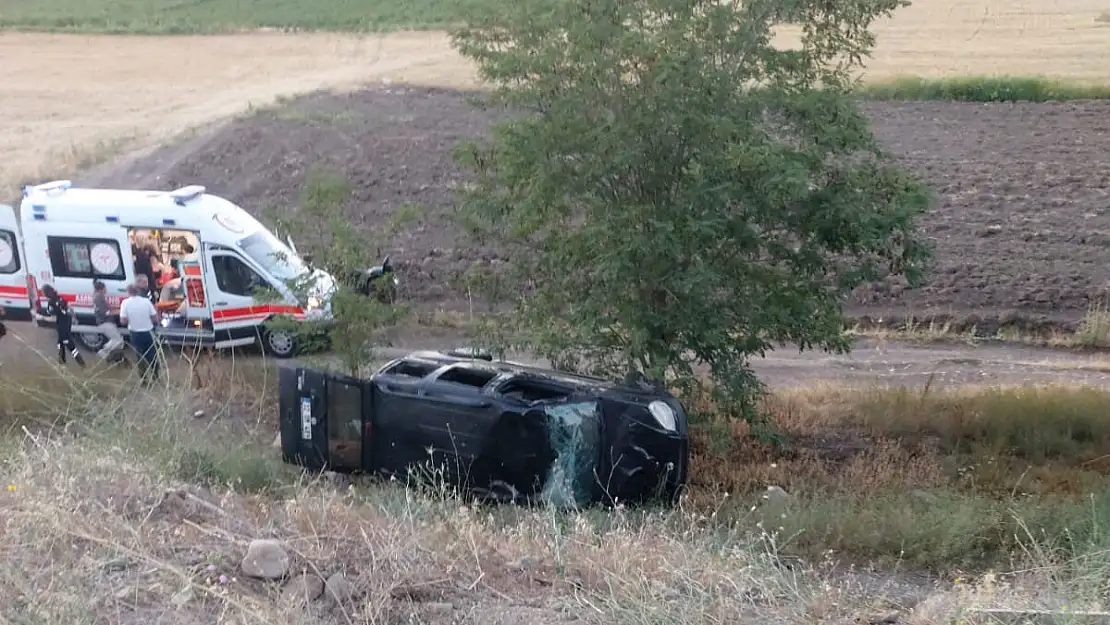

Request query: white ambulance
[{"left": 0, "top": 180, "right": 336, "bottom": 358}]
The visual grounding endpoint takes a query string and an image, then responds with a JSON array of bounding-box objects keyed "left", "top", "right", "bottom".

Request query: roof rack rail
[
  {"left": 23, "top": 180, "right": 72, "bottom": 197},
  {"left": 169, "top": 185, "right": 206, "bottom": 205}
]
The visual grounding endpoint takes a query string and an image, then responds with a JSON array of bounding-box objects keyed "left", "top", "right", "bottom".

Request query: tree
[
  {"left": 449, "top": 0, "right": 933, "bottom": 421},
  {"left": 256, "top": 166, "right": 416, "bottom": 375}
]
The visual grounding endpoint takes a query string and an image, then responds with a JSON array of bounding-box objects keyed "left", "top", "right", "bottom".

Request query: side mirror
[{"left": 302, "top": 253, "right": 314, "bottom": 266}]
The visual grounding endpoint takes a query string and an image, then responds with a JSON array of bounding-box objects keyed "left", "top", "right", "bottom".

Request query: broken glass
[{"left": 541, "top": 401, "right": 602, "bottom": 509}]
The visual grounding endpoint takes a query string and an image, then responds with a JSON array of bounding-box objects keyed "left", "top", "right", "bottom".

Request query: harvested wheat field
[
  {"left": 4, "top": 0, "right": 1110, "bottom": 198},
  {"left": 778, "top": 0, "right": 1110, "bottom": 82},
  {"left": 0, "top": 30, "right": 480, "bottom": 199}
]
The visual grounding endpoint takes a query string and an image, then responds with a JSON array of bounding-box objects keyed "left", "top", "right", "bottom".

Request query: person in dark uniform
[
  {"left": 33, "top": 284, "right": 86, "bottom": 367},
  {"left": 133, "top": 244, "right": 157, "bottom": 301}
]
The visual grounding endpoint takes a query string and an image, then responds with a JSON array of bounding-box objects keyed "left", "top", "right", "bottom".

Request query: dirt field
[{"left": 75, "top": 86, "right": 1110, "bottom": 333}]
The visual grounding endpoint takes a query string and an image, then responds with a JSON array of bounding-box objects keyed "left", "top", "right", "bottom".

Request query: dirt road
[{"left": 5, "top": 320, "right": 1110, "bottom": 390}]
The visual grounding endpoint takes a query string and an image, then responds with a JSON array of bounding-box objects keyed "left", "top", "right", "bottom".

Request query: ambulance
[{"left": 0, "top": 180, "right": 337, "bottom": 358}]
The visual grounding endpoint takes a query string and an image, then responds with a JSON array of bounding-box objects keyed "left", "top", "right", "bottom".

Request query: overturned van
[{"left": 278, "top": 350, "right": 689, "bottom": 508}]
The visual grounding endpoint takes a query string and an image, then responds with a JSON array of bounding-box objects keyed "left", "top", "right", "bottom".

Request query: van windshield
[{"left": 237, "top": 230, "right": 309, "bottom": 282}]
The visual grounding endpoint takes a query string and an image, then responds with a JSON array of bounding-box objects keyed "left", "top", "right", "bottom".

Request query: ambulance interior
[{"left": 128, "top": 228, "right": 201, "bottom": 326}]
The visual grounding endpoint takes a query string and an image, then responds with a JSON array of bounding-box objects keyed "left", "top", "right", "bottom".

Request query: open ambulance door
[
  {"left": 157, "top": 258, "right": 215, "bottom": 352},
  {"left": 0, "top": 205, "right": 31, "bottom": 322}
]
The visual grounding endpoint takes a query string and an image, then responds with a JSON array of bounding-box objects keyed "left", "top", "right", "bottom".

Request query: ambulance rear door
[{"left": 0, "top": 205, "right": 31, "bottom": 321}]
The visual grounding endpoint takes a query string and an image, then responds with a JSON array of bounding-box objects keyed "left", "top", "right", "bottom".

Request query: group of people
[
  {"left": 32, "top": 279, "right": 162, "bottom": 381},
  {"left": 0, "top": 234, "right": 198, "bottom": 378},
  {"left": 134, "top": 238, "right": 196, "bottom": 309}
]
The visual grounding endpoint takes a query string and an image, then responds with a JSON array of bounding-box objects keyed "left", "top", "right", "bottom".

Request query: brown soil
[{"left": 82, "top": 87, "right": 1110, "bottom": 335}]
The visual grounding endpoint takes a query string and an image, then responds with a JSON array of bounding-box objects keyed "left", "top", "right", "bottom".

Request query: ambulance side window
[
  {"left": 46, "top": 236, "right": 125, "bottom": 280},
  {"left": 211, "top": 254, "right": 264, "bottom": 296},
  {"left": 0, "top": 231, "right": 20, "bottom": 274}
]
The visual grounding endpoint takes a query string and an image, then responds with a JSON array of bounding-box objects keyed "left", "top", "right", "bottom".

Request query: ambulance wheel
[
  {"left": 262, "top": 327, "right": 297, "bottom": 359},
  {"left": 77, "top": 333, "right": 107, "bottom": 353}
]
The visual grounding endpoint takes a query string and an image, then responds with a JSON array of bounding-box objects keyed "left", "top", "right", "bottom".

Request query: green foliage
[
  {"left": 859, "top": 75, "right": 1110, "bottom": 102},
  {"left": 0, "top": 0, "right": 465, "bottom": 33},
  {"left": 449, "top": 0, "right": 933, "bottom": 420},
  {"left": 258, "top": 165, "right": 417, "bottom": 374}
]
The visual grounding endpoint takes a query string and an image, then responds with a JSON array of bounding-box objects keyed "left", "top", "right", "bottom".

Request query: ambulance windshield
[{"left": 238, "top": 230, "right": 309, "bottom": 282}]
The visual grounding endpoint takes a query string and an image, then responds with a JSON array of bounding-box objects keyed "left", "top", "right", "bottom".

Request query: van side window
[
  {"left": 211, "top": 254, "right": 265, "bottom": 296},
  {"left": 0, "top": 231, "right": 20, "bottom": 275},
  {"left": 46, "top": 236, "right": 125, "bottom": 280}
]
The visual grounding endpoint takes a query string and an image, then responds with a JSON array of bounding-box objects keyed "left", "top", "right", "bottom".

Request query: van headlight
[
  {"left": 647, "top": 400, "right": 677, "bottom": 431},
  {"left": 307, "top": 296, "right": 322, "bottom": 310}
]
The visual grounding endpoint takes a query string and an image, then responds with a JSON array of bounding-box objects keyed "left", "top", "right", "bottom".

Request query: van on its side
[{"left": 0, "top": 180, "right": 337, "bottom": 358}]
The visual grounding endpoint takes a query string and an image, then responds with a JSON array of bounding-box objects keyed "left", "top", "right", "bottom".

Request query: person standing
[
  {"left": 32, "top": 284, "right": 86, "bottom": 368},
  {"left": 133, "top": 244, "right": 156, "bottom": 301},
  {"left": 92, "top": 279, "right": 125, "bottom": 360},
  {"left": 120, "top": 283, "right": 161, "bottom": 382}
]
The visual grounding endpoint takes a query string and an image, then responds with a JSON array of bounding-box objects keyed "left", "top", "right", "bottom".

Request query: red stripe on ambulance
[{"left": 213, "top": 304, "right": 305, "bottom": 323}]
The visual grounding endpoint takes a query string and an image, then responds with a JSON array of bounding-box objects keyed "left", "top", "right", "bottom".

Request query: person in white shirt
[{"left": 119, "top": 283, "right": 161, "bottom": 382}]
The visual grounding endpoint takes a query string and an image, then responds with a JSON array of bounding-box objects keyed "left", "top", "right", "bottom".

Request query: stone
[
  {"left": 240, "top": 539, "right": 291, "bottom": 579},
  {"left": 424, "top": 602, "right": 454, "bottom": 618},
  {"left": 282, "top": 573, "right": 324, "bottom": 605},
  {"left": 324, "top": 572, "right": 354, "bottom": 603},
  {"left": 764, "top": 485, "right": 789, "bottom": 504}
]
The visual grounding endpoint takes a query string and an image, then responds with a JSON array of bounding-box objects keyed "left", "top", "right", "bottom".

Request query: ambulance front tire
[
  {"left": 261, "top": 326, "right": 297, "bottom": 359},
  {"left": 77, "top": 333, "right": 108, "bottom": 353}
]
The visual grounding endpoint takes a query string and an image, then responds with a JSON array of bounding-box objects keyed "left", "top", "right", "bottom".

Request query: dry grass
[
  {"left": 0, "top": 359, "right": 902, "bottom": 625},
  {"left": 848, "top": 301, "right": 1110, "bottom": 352},
  {"left": 3, "top": 358, "right": 1110, "bottom": 623}
]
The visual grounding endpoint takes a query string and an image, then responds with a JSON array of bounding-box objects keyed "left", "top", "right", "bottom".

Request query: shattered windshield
[
  {"left": 238, "top": 230, "right": 309, "bottom": 283},
  {"left": 541, "top": 401, "right": 602, "bottom": 509}
]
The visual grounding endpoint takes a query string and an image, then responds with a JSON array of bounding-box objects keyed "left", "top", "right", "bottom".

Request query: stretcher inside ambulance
[{"left": 0, "top": 181, "right": 336, "bottom": 358}]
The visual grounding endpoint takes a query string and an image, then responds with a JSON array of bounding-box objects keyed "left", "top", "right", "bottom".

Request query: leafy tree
[
  {"left": 450, "top": 0, "right": 933, "bottom": 421},
  {"left": 256, "top": 166, "right": 417, "bottom": 375}
]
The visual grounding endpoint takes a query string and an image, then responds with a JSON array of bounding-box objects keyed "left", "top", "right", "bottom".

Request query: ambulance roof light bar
[
  {"left": 169, "top": 185, "right": 206, "bottom": 206},
  {"left": 22, "top": 180, "right": 72, "bottom": 197}
]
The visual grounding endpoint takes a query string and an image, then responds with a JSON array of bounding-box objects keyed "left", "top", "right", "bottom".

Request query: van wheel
[
  {"left": 77, "top": 333, "right": 107, "bottom": 353},
  {"left": 262, "top": 327, "right": 297, "bottom": 359}
]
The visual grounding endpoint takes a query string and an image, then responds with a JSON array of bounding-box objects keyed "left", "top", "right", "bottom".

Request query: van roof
[{"left": 20, "top": 181, "right": 260, "bottom": 233}]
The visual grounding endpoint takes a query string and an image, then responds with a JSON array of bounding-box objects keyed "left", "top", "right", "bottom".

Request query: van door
[
  {"left": 204, "top": 245, "right": 272, "bottom": 349},
  {"left": 157, "top": 258, "right": 215, "bottom": 350},
  {"left": 0, "top": 205, "right": 30, "bottom": 321},
  {"left": 36, "top": 224, "right": 134, "bottom": 332}
]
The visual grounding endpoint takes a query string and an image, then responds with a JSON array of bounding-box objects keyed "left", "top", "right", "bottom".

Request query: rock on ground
[
  {"left": 282, "top": 572, "right": 324, "bottom": 605},
  {"left": 240, "top": 539, "right": 291, "bottom": 580}
]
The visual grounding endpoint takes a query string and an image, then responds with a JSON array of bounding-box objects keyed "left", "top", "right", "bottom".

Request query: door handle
[
  {"left": 115, "top": 288, "right": 127, "bottom": 293},
  {"left": 215, "top": 301, "right": 228, "bottom": 306}
]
